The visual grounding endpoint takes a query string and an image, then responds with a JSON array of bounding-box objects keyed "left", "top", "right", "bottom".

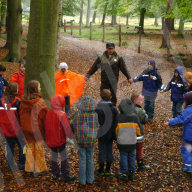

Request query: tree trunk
[
  {"left": 55, "top": 0, "right": 62, "bottom": 69},
  {"left": 1, "top": 0, "right": 7, "bottom": 26},
  {"left": 25, "top": 0, "right": 59, "bottom": 100},
  {"left": 171, "top": 18, "right": 175, "bottom": 30},
  {"left": 178, "top": 18, "right": 184, "bottom": 37},
  {"left": 92, "top": 10, "right": 97, "bottom": 23},
  {"left": 162, "top": 17, "right": 164, "bottom": 30},
  {"left": 126, "top": 14, "right": 129, "bottom": 26},
  {"left": 79, "top": 0, "right": 83, "bottom": 24},
  {"left": 3, "top": 0, "right": 22, "bottom": 62},
  {"left": 160, "top": 0, "right": 173, "bottom": 48},
  {"left": 139, "top": 8, "right": 146, "bottom": 33},
  {"left": 85, "top": 0, "right": 90, "bottom": 27},
  {"left": 101, "top": 1, "right": 107, "bottom": 25},
  {"left": 111, "top": 4, "right": 117, "bottom": 26},
  {"left": 154, "top": 17, "right": 158, "bottom": 26}
]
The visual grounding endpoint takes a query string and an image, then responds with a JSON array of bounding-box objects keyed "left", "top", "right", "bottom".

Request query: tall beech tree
[
  {"left": 3, "top": 0, "right": 22, "bottom": 62},
  {"left": 25, "top": 0, "right": 60, "bottom": 100}
]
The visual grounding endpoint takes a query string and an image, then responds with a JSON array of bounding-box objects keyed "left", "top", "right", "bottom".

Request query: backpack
[{"left": 0, "top": 98, "right": 20, "bottom": 137}]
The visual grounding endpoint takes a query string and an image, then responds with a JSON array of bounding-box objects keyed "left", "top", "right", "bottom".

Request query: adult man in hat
[{"left": 86, "top": 42, "right": 132, "bottom": 105}]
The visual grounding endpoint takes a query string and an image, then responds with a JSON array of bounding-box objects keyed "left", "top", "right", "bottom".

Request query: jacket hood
[
  {"left": 175, "top": 67, "right": 184, "bottom": 79},
  {"left": 76, "top": 96, "right": 97, "bottom": 111},
  {"left": 118, "top": 98, "right": 135, "bottom": 114},
  {"left": 21, "top": 97, "right": 42, "bottom": 109},
  {"left": 50, "top": 95, "right": 65, "bottom": 110}
]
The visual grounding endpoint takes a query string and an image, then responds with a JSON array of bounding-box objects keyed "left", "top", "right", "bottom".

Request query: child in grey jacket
[{"left": 131, "top": 93, "right": 150, "bottom": 171}]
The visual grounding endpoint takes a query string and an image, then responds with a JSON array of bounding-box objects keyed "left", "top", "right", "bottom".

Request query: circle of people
[{"left": 0, "top": 42, "right": 192, "bottom": 185}]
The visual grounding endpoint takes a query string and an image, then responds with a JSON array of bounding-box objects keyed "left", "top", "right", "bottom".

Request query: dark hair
[
  {"left": 100, "top": 89, "right": 111, "bottom": 101},
  {"left": 5, "top": 82, "right": 18, "bottom": 103},
  {"left": 0, "top": 64, "right": 6, "bottom": 72},
  {"left": 25, "top": 80, "right": 41, "bottom": 100}
]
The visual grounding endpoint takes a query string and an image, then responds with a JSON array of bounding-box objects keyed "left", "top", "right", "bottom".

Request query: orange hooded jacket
[{"left": 55, "top": 70, "right": 85, "bottom": 106}]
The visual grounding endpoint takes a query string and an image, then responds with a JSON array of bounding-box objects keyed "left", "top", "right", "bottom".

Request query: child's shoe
[
  {"left": 127, "top": 171, "right": 134, "bottom": 181},
  {"left": 137, "top": 159, "right": 150, "bottom": 171},
  {"left": 52, "top": 174, "right": 60, "bottom": 180},
  {"left": 62, "top": 175, "right": 76, "bottom": 182},
  {"left": 184, "top": 166, "right": 192, "bottom": 173},
  {"left": 105, "top": 162, "right": 111, "bottom": 176},
  {"left": 95, "top": 163, "right": 105, "bottom": 177},
  {"left": 118, "top": 173, "right": 129, "bottom": 181}
]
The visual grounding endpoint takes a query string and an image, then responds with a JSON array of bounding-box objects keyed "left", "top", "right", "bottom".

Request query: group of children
[{"left": 0, "top": 59, "right": 192, "bottom": 186}]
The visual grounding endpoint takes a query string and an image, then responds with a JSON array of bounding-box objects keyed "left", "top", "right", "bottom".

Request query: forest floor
[{"left": 0, "top": 26, "right": 192, "bottom": 191}]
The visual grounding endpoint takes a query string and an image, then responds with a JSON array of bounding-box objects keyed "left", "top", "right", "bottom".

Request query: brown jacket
[
  {"left": 86, "top": 51, "right": 131, "bottom": 86},
  {"left": 19, "top": 97, "right": 48, "bottom": 143}
]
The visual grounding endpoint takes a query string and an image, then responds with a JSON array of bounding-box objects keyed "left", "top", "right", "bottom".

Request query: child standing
[
  {"left": 165, "top": 91, "right": 192, "bottom": 173},
  {"left": 184, "top": 72, "right": 192, "bottom": 92},
  {"left": 116, "top": 98, "right": 141, "bottom": 181},
  {"left": 95, "top": 89, "right": 118, "bottom": 176},
  {"left": 72, "top": 96, "right": 99, "bottom": 185},
  {"left": 44, "top": 95, "right": 75, "bottom": 181},
  {"left": 133, "top": 60, "right": 162, "bottom": 121},
  {"left": 0, "top": 82, "right": 25, "bottom": 170},
  {"left": 10, "top": 62, "right": 25, "bottom": 98},
  {"left": 0, "top": 64, "right": 8, "bottom": 99},
  {"left": 19, "top": 80, "right": 48, "bottom": 176},
  {"left": 131, "top": 93, "right": 150, "bottom": 171},
  {"left": 162, "top": 67, "right": 188, "bottom": 117}
]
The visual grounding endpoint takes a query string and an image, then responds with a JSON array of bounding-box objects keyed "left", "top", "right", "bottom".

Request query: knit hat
[
  {"left": 184, "top": 91, "right": 192, "bottom": 106},
  {"left": 133, "top": 94, "right": 143, "bottom": 105},
  {"left": 59, "top": 62, "right": 68, "bottom": 70},
  {"left": 148, "top": 60, "right": 156, "bottom": 68}
]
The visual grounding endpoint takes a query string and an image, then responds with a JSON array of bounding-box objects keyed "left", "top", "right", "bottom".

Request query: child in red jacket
[
  {"left": 0, "top": 82, "right": 25, "bottom": 170},
  {"left": 44, "top": 95, "right": 75, "bottom": 181},
  {"left": 10, "top": 61, "right": 25, "bottom": 98}
]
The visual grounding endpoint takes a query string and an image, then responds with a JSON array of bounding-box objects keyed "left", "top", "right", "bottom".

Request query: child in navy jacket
[
  {"left": 166, "top": 91, "right": 192, "bottom": 173},
  {"left": 162, "top": 67, "right": 188, "bottom": 117},
  {"left": 133, "top": 60, "right": 162, "bottom": 120},
  {"left": 0, "top": 64, "right": 8, "bottom": 99}
]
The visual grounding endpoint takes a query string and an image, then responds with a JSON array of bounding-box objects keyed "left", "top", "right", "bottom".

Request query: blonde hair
[
  {"left": 25, "top": 80, "right": 41, "bottom": 100},
  {"left": 130, "top": 92, "right": 139, "bottom": 103},
  {"left": 5, "top": 82, "right": 18, "bottom": 103},
  {"left": 184, "top": 72, "right": 192, "bottom": 80}
]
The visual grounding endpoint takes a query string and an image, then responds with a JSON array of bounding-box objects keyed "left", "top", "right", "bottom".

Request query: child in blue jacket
[
  {"left": 162, "top": 67, "right": 188, "bottom": 117},
  {"left": 0, "top": 64, "right": 8, "bottom": 99},
  {"left": 133, "top": 60, "right": 162, "bottom": 120},
  {"left": 165, "top": 91, "right": 192, "bottom": 173}
]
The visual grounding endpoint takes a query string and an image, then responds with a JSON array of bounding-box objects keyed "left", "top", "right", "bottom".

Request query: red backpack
[{"left": 0, "top": 98, "right": 21, "bottom": 137}]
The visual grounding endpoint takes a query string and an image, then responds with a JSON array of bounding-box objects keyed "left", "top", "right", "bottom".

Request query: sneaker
[
  {"left": 19, "top": 164, "right": 25, "bottom": 170},
  {"left": 62, "top": 175, "right": 76, "bottom": 182},
  {"left": 137, "top": 164, "right": 150, "bottom": 172},
  {"left": 52, "top": 174, "right": 60, "bottom": 180},
  {"left": 118, "top": 173, "right": 128, "bottom": 181},
  {"left": 184, "top": 166, "right": 192, "bottom": 173}
]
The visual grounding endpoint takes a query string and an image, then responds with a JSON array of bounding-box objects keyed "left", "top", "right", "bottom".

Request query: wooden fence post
[
  {"left": 64, "top": 19, "right": 66, "bottom": 32},
  {"left": 70, "top": 20, "right": 73, "bottom": 36},
  {"left": 119, "top": 24, "right": 122, "bottom": 47},
  {"left": 79, "top": 22, "right": 82, "bottom": 36},
  {"left": 90, "top": 22, "right": 92, "bottom": 40},
  {"left": 102, "top": 23, "right": 105, "bottom": 42},
  {"left": 138, "top": 26, "right": 142, "bottom": 53}
]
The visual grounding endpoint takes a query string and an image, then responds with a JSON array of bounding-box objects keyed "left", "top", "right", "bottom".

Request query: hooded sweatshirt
[
  {"left": 19, "top": 97, "right": 48, "bottom": 143},
  {"left": 72, "top": 96, "right": 99, "bottom": 148},
  {"left": 164, "top": 67, "right": 188, "bottom": 102},
  {"left": 44, "top": 95, "right": 72, "bottom": 148},
  {"left": 116, "top": 98, "right": 141, "bottom": 152},
  {"left": 133, "top": 61, "right": 162, "bottom": 98}
]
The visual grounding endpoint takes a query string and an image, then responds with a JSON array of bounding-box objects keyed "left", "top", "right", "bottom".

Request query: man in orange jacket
[{"left": 55, "top": 62, "right": 85, "bottom": 118}]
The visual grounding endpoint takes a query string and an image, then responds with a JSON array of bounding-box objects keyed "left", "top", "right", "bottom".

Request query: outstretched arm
[{"left": 86, "top": 57, "right": 101, "bottom": 79}]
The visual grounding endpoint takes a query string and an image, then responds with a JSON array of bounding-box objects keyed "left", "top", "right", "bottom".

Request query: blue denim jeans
[
  {"left": 144, "top": 98, "right": 155, "bottom": 119},
  {"left": 172, "top": 102, "right": 183, "bottom": 118},
  {"left": 5, "top": 137, "right": 25, "bottom": 168},
  {"left": 78, "top": 146, "right": 94, "bottom": 184},
  {"left": 98, "top": 140, "right": 113, "bottom": 164},
  {"left": 120, "top": 150, "right": 135, "bottom": 173},
  {"left": 180, "top": 140, "right": 192, "bottom": 167}
]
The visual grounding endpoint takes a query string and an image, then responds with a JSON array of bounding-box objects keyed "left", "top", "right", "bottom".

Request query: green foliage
[{"left": 63, "top": 0, "right": 81, "bottom": 16}]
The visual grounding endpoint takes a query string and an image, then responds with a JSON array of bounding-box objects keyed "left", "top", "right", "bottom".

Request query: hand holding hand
[
  {"left": 164, "top": 122, "right": 169, "bottom": 126},
  {"left": 128, "top": 79, "right": 133, "bottom": 84}
]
